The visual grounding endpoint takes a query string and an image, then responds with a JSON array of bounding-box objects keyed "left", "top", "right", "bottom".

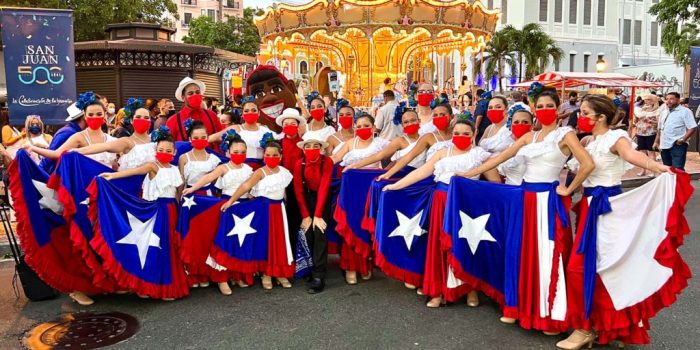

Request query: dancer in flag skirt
[
  {"left": 220, "top": 136, "right": 294, "bottom": 290},
  {"left": 76, "top": 98, "right": 156, "bottom": 171},
  {"left": 478, "top": 95, "right": 515, "bottom": 157},
  {"left": 325, "top": 100, "right": 356, "bottom": 254},
  {"left": 276, "top": 108, "right": 306, "bottom": 261},
  {"left": 27, "top": 91, "right": 117, "bottom": 169},
  {"left": 378, "top": 97, "right": 453, "bottom": 181},
  {"left": 179, "top": 119, "right": 221, "bottom": 196},
  {"left": 304, "top": 92, "right": 337, "bottom": 143},
  {"left": 344, "top": 103, "right": 426, "bottom": 172},
  {"left": 384, "top": 119, "right": 501, "bottom": 308},
  {"left": 97, "top": 127, "right": 189, "bottom": 300},
  {"left": 557, "top": 95, "right": 688, "bottom": 349},
  {"left": 331, "top": 112, "right": 390, "bottom": 284},
  {"left": 497, "top": 106, "right": 533, "bottom": 185},
  {"left": 181, "top": 130, "right": 255, "bottom": 295},
  {"left": 293, "top": 136, "right": 334, "bottom": 294},
  {"left": 459, "top": 86, "right": 595, "bottom": 334}
]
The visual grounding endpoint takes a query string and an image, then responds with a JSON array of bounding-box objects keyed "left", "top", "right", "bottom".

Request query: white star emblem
[
  {"left": 458, "top": 212, "right": 497, "bottom": 255},
  {"left": 182, "top": 196, "right": 197, "bottom": 209},
  {"left": 116, "top": 212, "right": 161, "bottom": 269},
  {"left": 227, "top": 212, "right": 257, "bottom": 246},
  {"left": 32, "top": 180, "right": 63, "bottom": 215},
  {"left": 80, "top": 197, "right": 89, "bottom": 206},
  {"left": 388, "top": 210, "right": 425, "bottom": 251}
]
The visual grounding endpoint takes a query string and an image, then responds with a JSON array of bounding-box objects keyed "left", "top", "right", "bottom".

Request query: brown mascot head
[{"left": 246, "top": 65, "right": 297, "bottom": 132}]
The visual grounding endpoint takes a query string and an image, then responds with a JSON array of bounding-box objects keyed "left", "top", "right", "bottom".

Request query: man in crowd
[
  {"left": 166, "top": 77, "right": 223, "bottom": 142},
  {"left": 507, "top": 90, "right": 531, "bottom": 114},
  {"left": 558, "top": 91, "right": 579, "bottom": 127},
  {"left": 374, "top": 90, "right": 401, "bottom": 141},
  {"left": 39, "top": 103, "right": 85, "bottom": 173},
  {"left": 473, "top": 89, "right": 489, "bottom": 144},
  {"left": 654, "top": 92, "right": 697, "bottom": 170}
]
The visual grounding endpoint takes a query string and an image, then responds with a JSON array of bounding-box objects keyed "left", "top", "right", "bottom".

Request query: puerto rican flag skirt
[{"left": 502, "top": 181, "right": 572, "bottom": 333}]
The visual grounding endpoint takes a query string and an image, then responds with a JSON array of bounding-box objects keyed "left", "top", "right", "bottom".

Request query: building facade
[{"left": 173, "top": 0, "right": 244, "bottom": 42}]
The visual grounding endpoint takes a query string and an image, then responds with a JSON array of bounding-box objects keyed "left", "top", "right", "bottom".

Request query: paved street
[{"left": 0, "top": 180, "right": 698, "bottom": 350}]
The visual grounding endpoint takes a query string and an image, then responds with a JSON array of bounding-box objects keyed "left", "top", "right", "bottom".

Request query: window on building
[
  {"left": 583, "top": 54, "right": 590, "bottom": 72},
  {"left": 501, "top": 0, "right": 508, "bottom": 24},
  {"left": 181, "top": 0, "right": 196, "bottom": 5},
  {"left": 634, "top": 20, "right": 642, "bottom": 45},
  {"left": 650, "top": 21, "right": 658, "bottom": 46},
  {"left": 597, "top": 0, "right": 605, "bottom": 26},
  {"left": 569, "top": 0, "right": 577, "bottom": 24},
  {"left": 583, "top": 0, "right": 591, "bottom": 25},
  {"left": 623, "top": 19, "right": 631, "bottom": 44},
  {"left": 539, "top": 0, "right": 548, "bottom": 22},
  {"left": 569, "top": 54, "right": 575, "bottom": 72},
  {"left": 183, "top": 12, "right": 192, "bottom": 26},
  {"left": 554, "top": 0, "right": 563, "bottom": 23},
  {"left": 488, "top": 0, "right": 493, "bottom": 9},
  {"left": 300, "top": 61, "right": 308, "bottom": 75}
]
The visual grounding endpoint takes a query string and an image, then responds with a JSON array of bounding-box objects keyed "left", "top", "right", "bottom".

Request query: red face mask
[
  {"left": 433, "top": 116, "right": 449, "bottom": 130},
  {"left": 310, "top": 109, "right": 325, "bottom": 121},
  {"left": 577, "top": 115, "right": 595, "bottom": 133},
  {"left": 338, "top": 116, "right": 354, "bottom": 129},
  {"left": 156, "top": 152, "right": 174, "bottom": 164},
  {"left": 535, "top": 108, "right": 558, "bottom": 126},
  {"left": 191, "top": 139, "right": 208, "bottom": 150},
  {"left": 132, "top": 118, "right": 151, "bottom": 134},
  {"left": 452, "top": 135, "right": 473, "bottom": 150},
  {"left": 230, "top": 153, "right": 246, "bottom": 165},
  {"left": 355, "top": 127, "right": 373, "bottom": 140},
  {"left": 304, "top": 148, "right": 321, "bottom": 162},
  {"left": 282, "top": 124, "right": 299, "bottom": 136},
  {"left": 86, "top": 117, "right": 104, "bottom": 130},
  {"left": 403, "top": 123, "right": 420, "bottom": 135},
  {"left": 511, "top": 124, "right": 532, "bottom": 139},
  {"left": 486, "top": 109, "right": 505, "bottom": 124},
  {"left": 264, "top": 156, "right": 281, "bottom": 168},
  {"left": 187, "top": 94, "right": 203, "bottom": 110},
  {"left": 417, "top": 93, "right": 433, "bottom": 107},
  {"left": 243, "top": 113, "right": 259, "bottom": 124}
]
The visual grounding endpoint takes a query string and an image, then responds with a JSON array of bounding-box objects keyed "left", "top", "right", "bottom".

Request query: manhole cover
[{"left": 23, "top": 312, "right": 139, "bottom": 349}]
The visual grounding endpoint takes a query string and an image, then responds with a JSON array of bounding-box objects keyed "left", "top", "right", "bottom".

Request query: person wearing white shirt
[
  {"left": 374, "top": 90, "right": 401, "bottom": 141},
  {"left": 654, "top": 92, "right": 698, "bottom": 170}
]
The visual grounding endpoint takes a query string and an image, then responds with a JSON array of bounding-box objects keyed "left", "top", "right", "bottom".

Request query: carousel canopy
[
  {"left": 254, "top": 0, "right": 500, "bottom": 104},
  {"left": 511, "top": 72, "right": 671, "bottom": 88}
]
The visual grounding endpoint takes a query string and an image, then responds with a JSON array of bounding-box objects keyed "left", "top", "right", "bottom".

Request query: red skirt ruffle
[{"left": 264, "top": 203, "right": 294, "bottom": 278}]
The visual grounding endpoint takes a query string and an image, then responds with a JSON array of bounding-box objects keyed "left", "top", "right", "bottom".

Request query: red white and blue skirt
[{"left": 502, "top": 181, "right": 572, "bottom": 333}]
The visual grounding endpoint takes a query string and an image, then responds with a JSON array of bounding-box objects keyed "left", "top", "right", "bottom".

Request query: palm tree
[
  {"left": 477, "top": 28, "right": 517, "bottom": 92},
  {"left": 508, "top": 23, "right": 563, "bottom": 80}
]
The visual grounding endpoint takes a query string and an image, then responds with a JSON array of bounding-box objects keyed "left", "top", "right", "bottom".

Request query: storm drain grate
[{"left": 23, "top": 312, "right": 139, "bottom": 349}]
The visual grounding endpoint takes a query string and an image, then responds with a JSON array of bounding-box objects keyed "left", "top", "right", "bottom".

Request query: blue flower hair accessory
[
  {"left": 392, "top": 101, "right": 408, "bottom": 125},
  {"left": 76, "top": 91, "right": 97, "bottom": 111},
  {"left": 150, "top": 126, "right": 171, "bottom": 142},
  {"left": 220, "top": 129, "right": 241, "bottom": 153},
  {"left": 429, "top": 95, "right": 449, "bottom": 109},
  {"left": 306, "top": 91, "right": 322, "bottom": 110},
  {"left": 613, "top": 96, "right": 622, "bottom": 107},
  {"left": 407, "top": 85, "right": 418, "bottom": 108},
  {"left": 258, "top": 131, "right": 276, "bottom": 149},
  {"left": 456, "top": 110, "right": 473, "bottom": 122},
  {"left": 240, "top": 95, "right": 256, "bottom": 105},
  {"left": 506, "top": 104, "right": 528, "bottom": 128},
  {"left": 183, "top": 117, "right": 194, "bottom": 137},
  {"left": 335, "top": 98, "right": 350, "bottom": 111},
  {"left": 123, "top": 97, "right": 144, "bottom": 125},
  {"left": 527, "top": 82, "right": 545, "bottom": 103}
]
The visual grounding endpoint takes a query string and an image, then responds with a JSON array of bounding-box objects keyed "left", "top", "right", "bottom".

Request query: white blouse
[
  {"left": 142, "top": 165, "right": 183, "bottom": 201},
  {"left": 304, "top": 124, "right": 336, "bottom": 143},
  {"left": 118, "top": 142, "right": 156, "bottom": 171},
  {"left": 390, "top": 136, "right": 427, "bottom": 169},
  {"left": 425, "top": 133, "right": 452, "bottom": 161},
  {"left": 182, "top": 153, "right": 221, "bottom": 187},
  {"left": 250, "top": 166, "right": 293, "bottom": 200},
  {"left": 433, "top": 146, "right": 491, "bottom": 184},
  {"left": 340, "top": 137, "right": 390, "bottom": 168},
  {"left": 479, "top": 125, "right": 515, "bottom": 155},
  {"left": 215, "top": 163, "right": 254, "bottom": 197},
  {"left": 518, "top": 127, "right": 573, "bottom": 183},
  {"left": 498, "top": 157, "right": 527, "bottom": 186},
  {"left": 238, "top": 125, "right": 278, "bottom": 159},
  {"left": 83, "top": 131, "right": 117, "bottom": 167},
  {"left": 568, "top": 129, "right": 634, "bottom": 187},
  {"left": 418, "top": 122, "right": 437, "bottom": 136}
]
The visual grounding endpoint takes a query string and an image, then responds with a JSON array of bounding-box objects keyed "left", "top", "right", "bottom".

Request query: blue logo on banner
[
  {"left": 690, "top": 47, "right": 700, "bottom": 111},
  {"left": 1, "top": 8, "right": 76, "bottom": 125}
]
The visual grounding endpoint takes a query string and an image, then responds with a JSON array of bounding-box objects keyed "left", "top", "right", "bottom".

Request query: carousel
[{"left": 254, "top": 0, "right": 500, "bottom": 105}]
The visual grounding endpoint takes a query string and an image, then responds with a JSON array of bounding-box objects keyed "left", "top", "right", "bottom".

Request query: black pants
[
  {"left": 303, "top": 190, "right": 329, "bottom": 279},
  {"left": 285, "top": 186, "right": 301, "bottom": 258}
]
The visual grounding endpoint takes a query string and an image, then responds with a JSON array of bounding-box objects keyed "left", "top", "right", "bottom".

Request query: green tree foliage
[
  {"left": 2, "top": 0, "right": 178, "bottom": 42},
  {"left": 476, "top": 28, "right": 517, "bottom": 92},
  {"left": 183, "top": 8, "right": 261, "bottom": 57},
  {"left": 649, "top": 0, "right": 700, "bottom": 65}
]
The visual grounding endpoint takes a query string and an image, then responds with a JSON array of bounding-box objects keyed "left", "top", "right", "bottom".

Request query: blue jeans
[{"left": 660, "top": 142, "right": 688, "bottom": 170}]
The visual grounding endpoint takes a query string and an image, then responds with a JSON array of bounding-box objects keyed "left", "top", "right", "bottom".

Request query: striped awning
[{"left": 510, "top": 71, "right": 671, "bottom": 88}]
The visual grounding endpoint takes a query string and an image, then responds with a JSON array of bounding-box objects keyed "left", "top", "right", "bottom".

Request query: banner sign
[
  {"left": 689, "top": 47, "right": 700, "bottom": 111},
  {"left": 1, "top": 8, "right": 76, "bottom": 125}
]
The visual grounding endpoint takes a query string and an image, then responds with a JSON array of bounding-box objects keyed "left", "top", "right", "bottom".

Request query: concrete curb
[{"left": 622, "top": 172, "right": 700, "bottom": 188}]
